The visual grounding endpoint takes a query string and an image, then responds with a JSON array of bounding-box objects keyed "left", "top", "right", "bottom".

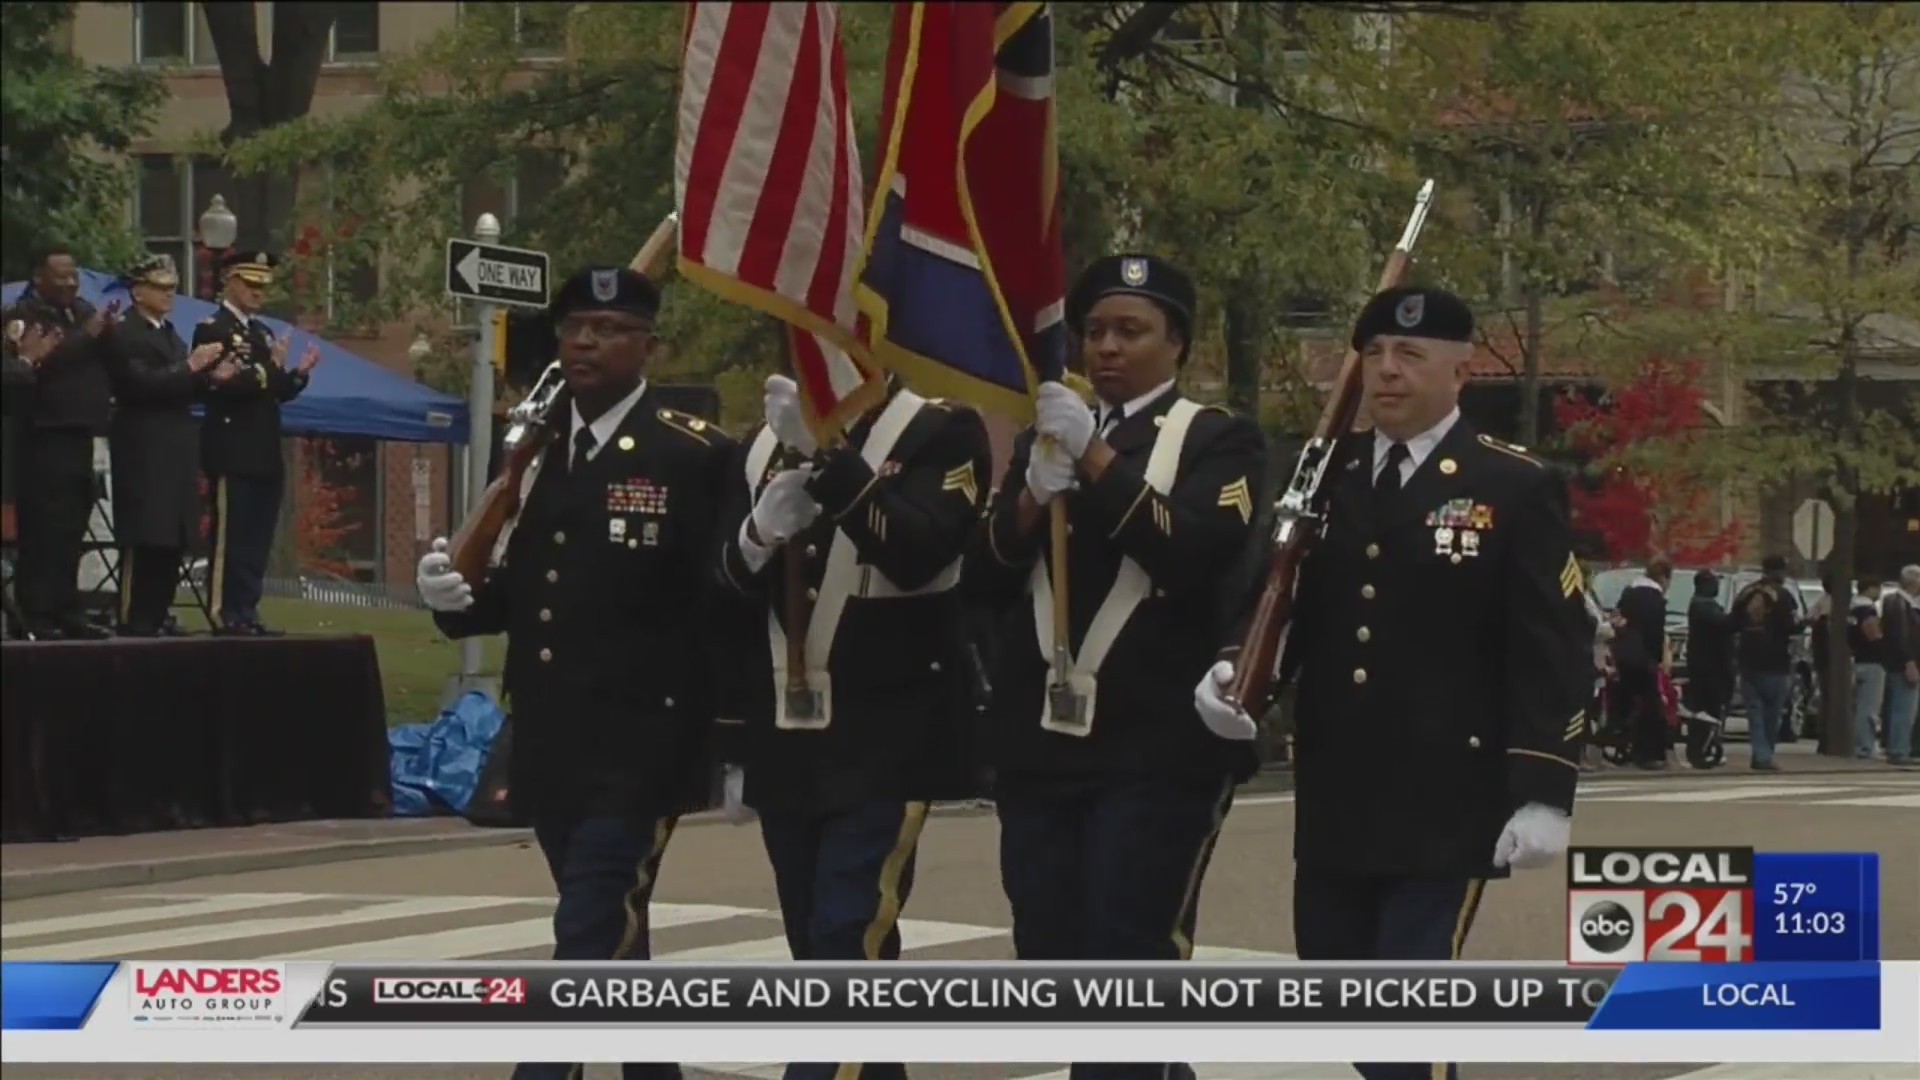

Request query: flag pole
[{"left": 779, "top": 324, "right": 825, "bottom": 723}]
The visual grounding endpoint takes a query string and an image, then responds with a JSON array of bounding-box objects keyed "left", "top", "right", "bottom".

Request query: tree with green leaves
[{"left": 0, "top": 1, "right": 165, "bottom": 280}]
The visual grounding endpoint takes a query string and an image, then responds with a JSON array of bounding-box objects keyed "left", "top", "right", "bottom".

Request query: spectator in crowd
[
  {"left": 1846, "top": 579, "right": 1886, "bottom": 760},
  {"left": 1806, "top": 572, "right": 1840, "bottom": 744},
  {"left": 1685, "top": 569, "right": 1737, "bottom": 768},
  {"left": 1732, "top": 554, "right": 1802, "bottom": 771},
  {"left": 1613, "top": 558, "right": 1672, "bottom": 769},
  {"left": 1879, "top": 565, "right": 1919, "bottom": 765},
  {"left": 2, "top": 246, "right": 117, "bottom": 640},
  {"left": 1582, "top": 580, "right": 1613, "bottom": 771}
]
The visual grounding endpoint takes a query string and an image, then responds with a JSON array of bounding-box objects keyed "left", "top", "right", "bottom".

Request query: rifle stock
[
  {"left": 444, "top": 211, "right": 680, "bottom": 586},
  {"left": 1222, "top": 181, "right": 1436, "bottom": 715}
]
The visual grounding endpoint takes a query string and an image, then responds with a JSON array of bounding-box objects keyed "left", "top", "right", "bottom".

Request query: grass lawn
[{"left": 257, "top": 597, "right": 505, "bottom": 726}]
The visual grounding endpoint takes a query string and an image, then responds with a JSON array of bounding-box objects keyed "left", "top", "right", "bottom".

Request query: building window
[
  {"left": 458, "top": 2, "right": 566, "bottom": 57},
  {"left": 135, "top": 154, "right": 238, "bottom": 297},
  {"left": 459, "top": 151, "right": 568, "bottom": 230},
  {"left": 328, "top": 2, "right": 381, "bottom": 61},
  {"left": 134, "top": 2, "right": 218, "bottom": 66}
]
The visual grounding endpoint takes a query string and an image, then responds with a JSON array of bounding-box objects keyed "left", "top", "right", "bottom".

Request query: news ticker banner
[
  {"left": 6, "top": 961, "right": 1919, "bottom": 1065},
  {"left": 1566, "top": 847, "right": 1880, "bottom": 964}
]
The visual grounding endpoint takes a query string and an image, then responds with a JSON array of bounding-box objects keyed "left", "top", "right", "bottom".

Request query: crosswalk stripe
[
  {"left": 662, "top": 919, "right": 1006, "bottom": 962},
  {"left": 1, "top": 896, "right": 525, "bottom": 961},
  {"left": 2, "top": 893, "right": 318, "bottom": 939},
  {"left": 1811, "top": 793, "right": 1920, "bottom": 808},
  {"left": 1578, "top": 784, "right": 1860, "bottom": 803},
  {"left": 271, "top": 903, "right": 763, "bottom": 962},
  {"left": 1191, "top": 946, "right": 1297, "bottom": 961}
]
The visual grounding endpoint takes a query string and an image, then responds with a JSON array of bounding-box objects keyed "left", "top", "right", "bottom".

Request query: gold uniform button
[
  {"left": 1468, "top": 736, "right": 1482, "bottom": 749},
  {"left": 664, "top": 697, "right": 675, "bottom": 708},
  {"left": 545, "top": 569, "right": 559, "bottom": 583},
  {"left": 805, "top": 587, "right": 819, "bottom": 601},
  {"left": 805, "top": 544, "right": 819, "bottom": 558},
  {"left": 929, "top": 661, "right": 942, "bottom": 673},
  {"left": 539, "top": 608, "right": 553, "bottom": 623},
  {"left": 538, "top": 648, "right": 553, "bottom": 663},
  {"left": 1353, "top": 668, "right": 1368, "bottom": 685},
  {"left": 553, "top": 531, "right": 566, "bottom": 544},
  {"left": 1361, "top": 584, "right": 1376, "bottom": 600},
  {"left": 1356, "top": 626, "right": 1371, "bottom": 643},
  {"left": 1366, "top": 543, "right": 1381, "bottom": 559}
]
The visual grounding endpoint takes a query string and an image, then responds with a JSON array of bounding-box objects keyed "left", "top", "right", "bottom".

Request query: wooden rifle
[
  {"left": 1221, "top": 180, "right": 1435, "bottom": 716},
  {"left": 446, "top": 211, "right": 681, "bottom": 584}
]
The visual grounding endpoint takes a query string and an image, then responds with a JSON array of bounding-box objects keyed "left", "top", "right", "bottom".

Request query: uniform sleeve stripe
[
  {"left": 1508, "top": 747, "right": 1578, "bottom": 771},
  {"left": 1108, "top": 482, "right": 1151, "bottom": 539}
]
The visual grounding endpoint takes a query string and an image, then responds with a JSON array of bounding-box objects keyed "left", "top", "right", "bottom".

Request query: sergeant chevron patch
[
  {"left": 941, "top": 462, "right": 978, "bottom": 504},
  {"left": 1217, "top": 477, "right": 1253, "bottom": 524},
  {"left": 867, "top": 502, "right": 889, "bottom": 542},
  {"left": 1151, "top": 499, "right": 1172, "bottom": 535},
  {"left": 1565, "top": 710, "right": 1586, "bottom": 741},
  {"left": 1560, "top": 553, "right": 1583, "bottom": 599}
]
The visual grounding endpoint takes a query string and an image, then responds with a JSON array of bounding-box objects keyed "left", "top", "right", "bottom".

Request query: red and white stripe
[{"left": 676, "top": 2, "right": 878, "bottom": 429}]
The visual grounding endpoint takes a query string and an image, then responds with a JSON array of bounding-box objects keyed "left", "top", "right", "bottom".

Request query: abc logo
[{"left": 1579, "top": 900, "right": 1637, "bottom": 954}]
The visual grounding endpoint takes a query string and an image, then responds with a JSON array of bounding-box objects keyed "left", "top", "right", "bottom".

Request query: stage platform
[{"left": 1, "top": 634, "right": 391, "bottom": 844}]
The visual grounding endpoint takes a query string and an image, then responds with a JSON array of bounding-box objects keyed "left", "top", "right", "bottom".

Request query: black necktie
[
  {"left": 1374, "top": 441, "right": 1410, "bottom": 511},
  {"left": 572, "top": 427, "right": 597, "bottom": 470}
]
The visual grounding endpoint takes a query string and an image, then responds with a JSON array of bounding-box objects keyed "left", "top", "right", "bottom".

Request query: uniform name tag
[{"left": 607, "top": 479, "right": 669, "bottom": 515}]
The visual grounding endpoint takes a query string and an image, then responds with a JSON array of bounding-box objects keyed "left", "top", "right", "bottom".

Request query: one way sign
[{"left": 445, "top": 238, "right": 550, "bottom": 309}]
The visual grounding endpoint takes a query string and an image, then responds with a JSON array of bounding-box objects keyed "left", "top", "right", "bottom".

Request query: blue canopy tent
[{"left": 4, "top": 268, "right": 468, "bottom": 443}]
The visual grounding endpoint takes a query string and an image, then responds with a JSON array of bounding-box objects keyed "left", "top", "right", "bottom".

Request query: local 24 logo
[{"left": 1566, "top": 846, "right": 1755, "bottom": 964}]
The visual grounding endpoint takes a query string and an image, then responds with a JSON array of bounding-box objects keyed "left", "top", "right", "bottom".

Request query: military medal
[
  {"left": 643, "top": 522, "right": 660, "bottom": 547},
  {"left": 1461, "top": 529, "right": 1480, "bottom": 557},
  {"left": 1434, "top": 526, "right": 1455, "bottom": 555},
  {"left": 609, "top": 518, "right": 627, "bottom": 543}
]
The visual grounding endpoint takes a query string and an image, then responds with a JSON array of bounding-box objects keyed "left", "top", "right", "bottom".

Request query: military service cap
[
  {"left": 220, "top": 249, "right": 277, "bottom": 287},
  {"left": 1351, "top": 286, "right": 1474, "bottom": 351},
  {"left": 1066, "top": 253, "right": 1196, "bottom": 344},
  {"left": 124, "top": 253, "right": 179, "bottom": 290},
  {"left": 551, "top": 266, "right": 660, "bottom": 322}
]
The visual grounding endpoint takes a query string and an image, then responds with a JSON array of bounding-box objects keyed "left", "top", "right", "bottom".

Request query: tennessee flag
[{"left": 854, "top": 2, "right": 1067, "bottom": 422}]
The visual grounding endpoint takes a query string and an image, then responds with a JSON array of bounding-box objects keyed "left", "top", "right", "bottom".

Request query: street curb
[{"left": 0, "top": 827, "right": 535, "bottom": 901}]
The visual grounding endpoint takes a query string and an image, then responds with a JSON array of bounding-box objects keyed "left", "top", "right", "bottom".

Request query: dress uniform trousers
[
  {"left": 206, "top": 470, "right": 282, "bottom": 628},
  {"left": 513, "top": 812, "right": 681, "bottom": 1080},
  {"left": 997, "top": 774, "right": 1235, "bottom": 1080},
  {"left": 1293, "top": 867, "right": 1487, "bottom": 1080},
  {"left": 14, "top": 427, "right": 97, "bottom": 633},
  {"left": 758, "top": 800, "right": 929, "bottom": 1080},
  {"left": 117, "top": 545, "right": 183, "bottom": 632}
]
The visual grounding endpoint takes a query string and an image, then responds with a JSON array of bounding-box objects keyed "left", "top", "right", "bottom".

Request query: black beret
[
  {"left": 1350, "top": 286, "right": 1474, "bottom": 351},
  {"left": 219, "top": 249, "right": 277, "bottom": 285},
  {"left": 1066, "top": 254, "right": 1196, "bottom": 337},
  {"left": 124, "top": 253, "right": 180, "bottom": 288},
  {"left": 551, "top": 266, "right": 659, "bottom": 321}
]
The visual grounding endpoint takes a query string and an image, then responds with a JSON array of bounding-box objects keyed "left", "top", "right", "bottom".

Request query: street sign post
[
  {"left": 445, "top": 238, "right": 550, "bottom": 309},
  {"left": 1792, "top": 497, "right": 1835, "bottom": 562}
]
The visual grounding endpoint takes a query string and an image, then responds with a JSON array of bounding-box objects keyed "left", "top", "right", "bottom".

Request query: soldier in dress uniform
[
  {"left": 416, "top": 266, "right": 736, "bottom": 1080},
  {"left": 1195, "top": 286, "right": 1590, "bottom": 1080},
  {"left": 713, "top": 366, "right": 991, "bottom": 1080},
  {"left": 108, "top": 254, "right": 229, "bottom": 636},
  {"left": 194, "top": 250, "right": 320, "bottom": 636},
  {"left": 965, "top": 254, "right": 1267, "bottom": 1080}
]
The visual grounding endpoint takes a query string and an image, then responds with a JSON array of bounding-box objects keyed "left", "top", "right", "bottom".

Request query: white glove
[
  {"left": 1492, "top": 802, "right": 1571, "bottom": 870},
  {"left": 749, "top": 467, "right": 820, "bottom": 546},
  {"left": 416, "top": 538, "right": 473, "bottom": 612},
  {"left": 1033, "top": 381, "right": 1096, "bottom": 458},
  {"left": 1024, "top": 439, "right": 1076, "bottom": 505},
  {"left": 721, "top": 765, "right": 754, "bottom": 824},
  {"left": 764, "top": 374, "right": 817, "bottom": 456},
  {"left": 1194, "top": 660, "right": 1259, "bottom": 741}
]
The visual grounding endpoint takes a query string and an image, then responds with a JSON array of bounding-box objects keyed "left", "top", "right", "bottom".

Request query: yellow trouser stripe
[
  {"left": 1170, "top": 780, "right": 1236, "bottom": 961},
  {"left": 611, "top": 817, "right": 678, "bottom": 961},
  {"left": 208, "top": 478, "right": 229, "bottom": 627},
  {"left": 860, "top": 801, "right": 929, "bottom": 962},
  {"left": 117, "top": 547, "right": 135, "bottom": 626}
]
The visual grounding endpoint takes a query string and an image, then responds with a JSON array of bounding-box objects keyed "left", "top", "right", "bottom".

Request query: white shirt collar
[
  {"left": 1631, "top": 576, "right": 1666, "bottom": 594},
  {"left": 222, "top": 300, "right": 251, "bottom": 326},
  {"left": 145, "top": 313, "right": 167, "bottom": 330},
  {"left": 1372, "top": 406, "right": 1461, "bottom": 481},
  {"left": 1097, "top": 378, "right": 1177, "bottom": 429},
  {"left": 568, "top": 378, "right": 648, "bottom": 464}
]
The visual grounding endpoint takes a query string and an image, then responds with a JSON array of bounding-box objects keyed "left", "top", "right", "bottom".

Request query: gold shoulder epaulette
[
  {"left": 1201, "top": 403, "right": 1233, "bottom": 415},
  {"left": 1478, "top": 433, "right": 1543, "bottom": 467},
  {"left": 656, "top": 408, "right": 713, "bottom": 446},
  {"left": 923, "top": 397, "right": 951, "bottom": 410}
]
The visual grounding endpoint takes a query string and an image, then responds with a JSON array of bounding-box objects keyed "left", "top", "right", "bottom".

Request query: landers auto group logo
[{"left": 127, "top": 964, "right": 289, "bottom": 1026}]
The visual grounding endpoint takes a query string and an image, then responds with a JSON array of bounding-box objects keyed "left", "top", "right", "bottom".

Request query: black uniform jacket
[
  {"left": 109, "top": 314, "right": 206, "bottom": 549},
  {"left": 1273, "top": 420, "right": 1590, "bottom": 879},
  {"left": 434, "top": 389, "right": 737, "bottom": 821},
  {"left": 4, "top": 295, "right": 112, "bottom": 433},
  {"left": 193, "top": 305, "right": 307, "bottom": 479},
  {"left": 713, "top": 392, "right": 992, "bottom": 815},
  {"left": 967, "top": 389, "right": 1267, "bottom": 791}
]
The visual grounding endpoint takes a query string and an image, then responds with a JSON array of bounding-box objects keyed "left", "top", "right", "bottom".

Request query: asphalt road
[{"left": 5, "top": 771, "right": 1915, "bottom": 1080}]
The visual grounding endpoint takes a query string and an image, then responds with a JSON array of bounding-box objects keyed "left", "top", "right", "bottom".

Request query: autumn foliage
[
  {"left": 1554, "top": 358, "right": 1742, "bottom": 565},
  {"left": 292, "top": 438, "right": 363, "bottom": 578}
]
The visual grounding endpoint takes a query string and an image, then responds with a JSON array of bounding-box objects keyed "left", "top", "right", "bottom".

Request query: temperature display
[{"left": 1753, "top": 853, "right": 1879, "bottom": 962}]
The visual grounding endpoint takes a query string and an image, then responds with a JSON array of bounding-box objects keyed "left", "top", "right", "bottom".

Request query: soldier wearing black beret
[
  {"left": 194, "top": 249, "right": 319, "bottom": 635},
  {"left": 1198, "top": 286, "right": 1592, "bottom": 1080},
  {"left": 417, "top": 265, "right": 736, "bottom": 1080},
  {"left": 967, "top": 253, "right": 1268, "bottom": 1080}
]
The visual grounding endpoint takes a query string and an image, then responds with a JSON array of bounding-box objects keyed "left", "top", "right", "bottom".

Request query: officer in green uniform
[{"left": 1197, "top": 286, "right": 1591, "bottom": 1080}]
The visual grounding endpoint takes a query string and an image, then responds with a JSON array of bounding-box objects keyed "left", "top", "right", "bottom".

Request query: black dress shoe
[
  {"left": 155, "top": 616, "right": 193, "bottom": 637},
  {"left": 115, "top": 624, "right": 161, "bottom": 638},
  {"left": 58, "top": 621, "right": 112, "bottom": 640},
  {"left": 252, "top": 622, "right": 285, "bottom": 637}
]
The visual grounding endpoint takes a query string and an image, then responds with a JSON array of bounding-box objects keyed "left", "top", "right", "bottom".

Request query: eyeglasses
[{"left": 556, "top": 315, "right": 652, "bottom": 341}]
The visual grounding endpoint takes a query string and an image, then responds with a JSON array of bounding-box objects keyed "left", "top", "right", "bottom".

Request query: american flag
[
  {"left": 675, "top": 1, "right": 886, "bottom": 440},
  {"left": 854, "top": 1, "right": 1067, "bottom": 422}
]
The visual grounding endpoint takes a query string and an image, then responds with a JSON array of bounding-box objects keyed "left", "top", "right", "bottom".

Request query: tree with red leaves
[
  {"left": 1555, "top": 358, "right": 1742, "bottom": 565},
  {"left": 292, "top": 438, "right": 362, "bottom": 578}
]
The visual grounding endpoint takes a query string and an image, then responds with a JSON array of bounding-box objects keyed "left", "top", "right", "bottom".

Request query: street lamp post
[
  {"left": 196, "top": 195, "right": 238, "bottom": 301},
  {"left": 457, "top": 213, "right": 502, "bottom": 681}
]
